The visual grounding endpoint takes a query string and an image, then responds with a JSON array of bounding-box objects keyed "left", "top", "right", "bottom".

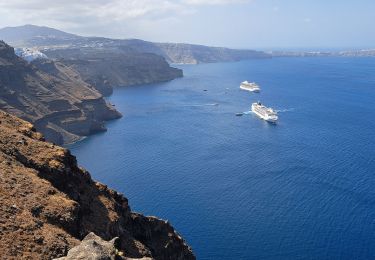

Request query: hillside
[
  {"left": 0, "top": 24, "right": 80, "bottom": 47},
  {"left": 0, "top": 24, "right": 271, "bottom": 64},
  {"left": 0, "top": 41, "right": 121, "bottom": 144},
  {"left": 0, "top": 110, "right": 195, "bottom": 259},
  {"left": 117, "top": 40, "right": 270, "bottom": 64}
]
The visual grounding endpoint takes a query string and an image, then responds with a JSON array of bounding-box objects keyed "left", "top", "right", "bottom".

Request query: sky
[{"left": 0, "top": 0, "right": 374, "bottom": 49}]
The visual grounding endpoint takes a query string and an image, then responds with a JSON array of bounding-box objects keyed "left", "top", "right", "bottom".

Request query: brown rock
[
  {"left": 54, "top": 232, "right": 119, "bottom": 260},
  {"left": 0, "top": 41, "right": 121, "bottom": 145}
]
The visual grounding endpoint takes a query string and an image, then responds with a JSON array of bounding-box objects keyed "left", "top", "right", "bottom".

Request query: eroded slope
[
  {"left": 0, "top": 110, "right": 195, "bottom": 260},
  {"left": 0, "top": 41, "right": 121, "bottom": 144}
]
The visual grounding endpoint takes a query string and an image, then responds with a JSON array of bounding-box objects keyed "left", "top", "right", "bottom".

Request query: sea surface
[{"left": 69, "top": 58, "right": 375, "bottom": 259}]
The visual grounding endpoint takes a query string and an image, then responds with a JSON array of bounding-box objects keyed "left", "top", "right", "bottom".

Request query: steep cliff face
[
  {"left": 43, "top": 48, "right": 183, "bottom": 96},
  {"left": 0, "top": 110, "right": 195, "bottom": 260},
  {"left": 0, "top": 41, "right": 121, "bottom": 144},
  {"left": 121, "top": 40, "right": 271, "bottom": 64}
]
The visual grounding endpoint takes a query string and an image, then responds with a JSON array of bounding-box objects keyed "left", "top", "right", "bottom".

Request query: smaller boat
[
  {"left": 236, "top": 113, "right": 244, "bottom": 116},
  {"left": 240, "top": 81, "right": 260, "bottom": 93}
]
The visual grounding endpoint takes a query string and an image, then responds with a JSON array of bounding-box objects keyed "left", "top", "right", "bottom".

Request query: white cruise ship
[
  {"left": 251, "top": 102, "right": 278, "bottom": 123},
  {"left": 240, "top": 81, "right": 260, "bottom": 92}
]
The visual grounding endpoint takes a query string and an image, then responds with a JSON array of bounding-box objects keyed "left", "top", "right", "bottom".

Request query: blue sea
[{"left": 69, "top": 58, "right": 375, "bottom": 259}]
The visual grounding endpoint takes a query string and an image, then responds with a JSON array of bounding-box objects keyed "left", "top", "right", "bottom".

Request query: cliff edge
[
  {"left": 42, "top": 48, "right": 183, "bottom": 96},
  {"left": 0, "top": 110, "right": 195, "bottom": 260},
  {"left": 0, "top": 41, "right": 122, "bottom": 145}
]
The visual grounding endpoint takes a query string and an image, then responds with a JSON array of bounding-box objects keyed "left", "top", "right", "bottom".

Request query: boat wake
[
  {"left": 182, "top": 103, "right": 219, "bottom": 107},
  {"left": 242, "top": 111, "right": 253, "bottom": 115},
  {"left": 275, "top": 108, "right": 295, "bottom": 113}
]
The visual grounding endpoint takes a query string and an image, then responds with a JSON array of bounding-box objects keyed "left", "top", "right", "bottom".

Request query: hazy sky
[{"left": 0, "top": 0, "right": 374, "bottom": 49}]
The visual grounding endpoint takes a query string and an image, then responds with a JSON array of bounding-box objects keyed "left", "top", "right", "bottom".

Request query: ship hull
[
  {"left": 240, "top": 86, "right": 260, "bottom": 92},
  {"left": 251, "top": 105, "right": 278, "bottom": 123}
]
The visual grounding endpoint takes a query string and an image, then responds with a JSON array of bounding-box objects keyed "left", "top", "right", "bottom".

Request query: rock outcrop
[
  {"left": 54, "top": 232, "right": 120, "bottom": 260},
  {"left": 0, "top": 110, "right": 195, "bottom": 260},
  {"left": 0, "top": 41, "right": 121, "bottom": 144}
]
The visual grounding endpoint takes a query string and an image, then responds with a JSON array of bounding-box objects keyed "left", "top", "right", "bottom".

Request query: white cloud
[
  {"left": 183, "top": 0, "right": 249, "bottom": 5},
  {"left": 0, "top": 0, "right": 249, "bottom": 22},
  {"left": 89, "top": 1, "right": 186, "bottom": 20},
  {"left": 0, "top": 0, "right": 180, "bottom": 21},
  {"left": 0, "top": 0, "right": 251, "bottom": 41},
  {"left": 0, "top": 0, "right": 189, "bottom": 36}
]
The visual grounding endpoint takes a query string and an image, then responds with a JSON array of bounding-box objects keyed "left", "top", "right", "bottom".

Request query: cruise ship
[
  {"left": 251, "top": 102, "right": 278, "bottom": 123},
  {"left": 240, "top": 81, "right": 260, "bottom": 92}
]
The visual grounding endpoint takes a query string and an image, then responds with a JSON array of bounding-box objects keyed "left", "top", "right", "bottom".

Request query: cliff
[
  {"left": 42, "top": 47, "right": 183, "bottom": 96},
  {"left": 157, "top": 42, "right": 269, "bottom": 64},
  {"left": 0, "top": 41, "right": 121, "bottom": 144},
  {"left": 120, "top": 40, "right": 270, "bottom": 64},
  {"left": 0, "top": 110, "right": 195, "bottom": 260}
]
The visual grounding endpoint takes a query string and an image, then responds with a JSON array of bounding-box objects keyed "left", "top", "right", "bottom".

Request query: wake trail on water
[
  {"left": 275, "top": 108, "right": 295, "bottom": 113},
  {"left": 181, "top": 103, "right": 219, "bottom": 107}
]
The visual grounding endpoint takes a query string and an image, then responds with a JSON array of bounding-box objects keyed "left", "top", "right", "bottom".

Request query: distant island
[{"left": 270, "top": 49, "right": 375, "bottom": 57}]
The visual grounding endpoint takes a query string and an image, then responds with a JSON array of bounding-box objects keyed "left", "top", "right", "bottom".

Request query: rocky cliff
[
  {"left": 157, "top": 42, "right": 270, "bottom": 64},
  {"left": 120, "top": 40, "right": 270, "bottom": 64},
  {"left": 0, "top": 110, "right": 195, "bottom": 260},
  {"left": 42, "top": 47, "right": 183, "bottom": 96},
  {"left": 0, "top": 41, "right": 121, "bottom": 144}
]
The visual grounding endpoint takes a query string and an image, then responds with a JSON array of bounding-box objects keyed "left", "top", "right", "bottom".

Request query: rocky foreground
[{"left": 0, "top": 110, "right": 195, "bottom": 260}]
